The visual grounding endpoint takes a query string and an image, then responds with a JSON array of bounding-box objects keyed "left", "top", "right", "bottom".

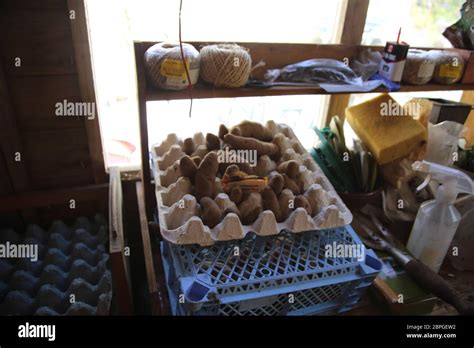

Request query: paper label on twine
[
  {"left": 165, "top": 68, "right": 199, "bottom": 88},
  {"left": 439, "top": 63, "right": 461, "bottom": 78},
  {"left": 160, "top": 59, "right": 189, "bottom": 79},
  {"left": 417, "top": 62, "right": 435, "bottom": 78}
]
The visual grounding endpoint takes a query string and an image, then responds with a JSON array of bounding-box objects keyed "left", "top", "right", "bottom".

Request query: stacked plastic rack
[{"left": 161, "top": 225, "right": 381, "bottom": 316}]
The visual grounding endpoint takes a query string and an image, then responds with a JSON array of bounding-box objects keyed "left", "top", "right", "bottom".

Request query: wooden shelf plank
[{"left": 145, "top": 82, "right": 474, "bottom": 101}]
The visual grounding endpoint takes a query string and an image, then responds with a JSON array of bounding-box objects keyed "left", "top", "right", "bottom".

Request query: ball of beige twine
[
  {"left": 402, "top": 49, "right": 435, "bottom": 85},
  {"left": 430, "top": 50, "right": 465, "bottom": 85},
  {"left": 144, "top": 42, "right": 200, "bottom": 90},
  {"left": 200, "top": 44, "right": 252, "bottom": 88}
]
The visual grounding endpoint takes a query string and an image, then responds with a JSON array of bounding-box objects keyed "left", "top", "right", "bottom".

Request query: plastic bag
[
  {"left": 265, "top": 59, "right": 362, "bottom": 85},
  {"left": 351, "top": 49, "right": 382, "bottom": 81},
  {"left": 443, "top": 0, "right": 474, "bottom": 50},
  {"left": 425, "top": 121, "right": 467, "bottom": 166}
]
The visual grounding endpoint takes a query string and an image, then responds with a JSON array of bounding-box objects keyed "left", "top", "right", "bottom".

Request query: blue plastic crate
[{"left": 161, "top": 226, "right": 381, "bottom": 316}]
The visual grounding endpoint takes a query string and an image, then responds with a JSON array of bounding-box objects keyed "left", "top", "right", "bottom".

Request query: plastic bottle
[{"left": 407, "top": 161, "right": 474, "bottom": 272}]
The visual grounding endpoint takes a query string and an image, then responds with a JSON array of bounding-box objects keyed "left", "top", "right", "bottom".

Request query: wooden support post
[
  {"left": 136, "top": 180, "right": 158, "bottom": 291},
  {"left": 461, "top": 91, "right": 474, "bottom": 148},
  {"left": 461, "top": 90, "right": 474, "bottom": 104},
  {"left": 109, "top": 167, "right": 133, "bottom": 314},
  {"left": 136, "top": 181, "right": 170, "bottom": 315},
  {"left": 68, "top": 0, "right": 107, "bottom": 184},
  {"left": 134, "top": 42, "right": 154, "bottom": 220},
  {"left": 326, "top": 0, "right": 370, "bottom": 125},
  {"left": 339, "top": 0, "right": 370, "bottom": 47}
]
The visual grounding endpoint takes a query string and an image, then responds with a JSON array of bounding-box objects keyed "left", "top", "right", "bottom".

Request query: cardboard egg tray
[{"left": 151, "top": 122, "right": 352, "bottom": 246}]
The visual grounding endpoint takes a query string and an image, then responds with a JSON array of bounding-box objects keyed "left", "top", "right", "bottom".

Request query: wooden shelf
[
  {"left": 145, "top": 82, "right": 474, "bottom": 101},
  {"left": 135, "top": 40, "right": 474, "bottom": 218}
]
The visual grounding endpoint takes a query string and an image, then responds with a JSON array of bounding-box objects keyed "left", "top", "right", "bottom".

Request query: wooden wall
[
  {"left": 0, "top": 0, "right": 95, "bottom": 194},
  {"left": 0, "top": 0, "right": 106, "bottom": 227}
]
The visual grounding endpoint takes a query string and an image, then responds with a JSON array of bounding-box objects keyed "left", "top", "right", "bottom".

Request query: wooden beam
[
  {"left": 332, "top": 0, "right": 349, "bottom": 44},
  {"left": 136, "top": 181, "right": 158, "bottom": 294},
  {"left": 143, "top": 81, "right": 474, "bottom": 101},
  {"left": 109, "top": 167, "right": 125, "bottom": 254},
  {"left": 0, "top": 183, "right": 108, "bottom": 212},
  {"left": 109, "top": 166, "right": 133, "bottom": 314},
  {"left": 340, "top": 0, "right": 370, "bottom": 47},
  {"left": 461, "top": 91, "right": 474, "bottom": 148},
  {"left": 326, "top": 0, "right": 370, "bottom": 124},
  {"left": 68, "top": 0, "right": 107, "bottom": 184},
  {"left": 136, "top": 181, "right": 170, "bottom": 315},
  {"left": 134, "top": 41, "right": 172, "bottom": 315},
  {"left": 461, "top": 90, "right": 474, "bottom": 104},
  {"left": 326, "top": 94, "right": 352, "bottom": 124},
  {"left": 135, "top": 42, "right": 154, "bottom": 219}
]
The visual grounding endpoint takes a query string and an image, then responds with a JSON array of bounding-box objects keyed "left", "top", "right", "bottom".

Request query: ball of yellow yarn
[
  {"left": 144, "top": 42, "right": 200, "bottom": 91},
  {"left": 199, "top": 44, "right": 251, "bottom": 88}
]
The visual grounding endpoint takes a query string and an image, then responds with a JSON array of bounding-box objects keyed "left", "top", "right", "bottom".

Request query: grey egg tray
[
  {"left": 150, "top": 121, "right": 353, "bottom": 246},
  {"left": 0, "top": 215, "right": 112, "bottom": 315}
]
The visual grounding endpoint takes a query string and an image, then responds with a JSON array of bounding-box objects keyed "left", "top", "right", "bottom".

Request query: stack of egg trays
[
  {"left": 160, "top": 225, "right": 382, "bottom": 316},
  {"left": 0, "top": 215, "right": 112, "bottom": 315}
]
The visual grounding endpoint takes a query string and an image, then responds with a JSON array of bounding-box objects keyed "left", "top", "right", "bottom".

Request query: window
[
  {"left": 146, "top": 95, "right": 321, "bottom": 150},
  {"left": 86, "top": 0, "right": 346, "bottom": 167},
  {"left": 362, "top": 0, "right": 464, "bottom": 47},
  {"left": 86, "top": 0, "right": 467, "bottom": 168}
]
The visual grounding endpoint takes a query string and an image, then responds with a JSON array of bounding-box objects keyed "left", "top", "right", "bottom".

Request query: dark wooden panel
[
  {"left": 0, "top": 183, "right": 108, "bottom": 230},
  {"left": 35, "top": 200, "right": 105, "bottom": 227},
  {"left": 0, "top": 152, "right": 13, "bottom": 196},
  {"left": 0, "top": 0, "right": 67, "bottom": 10},
  {"left": 0, "top": 63, "right": 30, "bottom": 193},
  {"left": 28, "top": 168, "right": 92, "bottom": 190},
  {"left": 0, "top": 213, "right": 23, "bottom": 230},
  {"left": 0, "top": 9, "right": 76, "bottom": 75},
  {"left": 22, "top": 128, "right": 93, "bottom": 189},
  {"left": 0, "top": 183, "right": 108, "bottom": 212},
  {"left": 8, "top": 74, "right": 86, "bottom": 131}
]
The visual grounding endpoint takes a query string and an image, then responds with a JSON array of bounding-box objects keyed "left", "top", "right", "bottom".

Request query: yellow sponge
[{"left": 346, "top": 94, "right": 427, "bottom": 165}]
